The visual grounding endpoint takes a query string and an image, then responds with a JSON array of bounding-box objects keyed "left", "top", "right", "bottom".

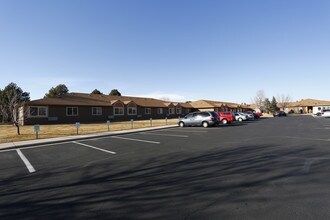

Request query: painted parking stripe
[
  {"left": 0, "top": 141, "right": 73, "bottom": 153},
  {"left": 162, "top": 129, "right": 208, "bottom": 133},
  {"left": 139, "top": 132, "right": 188, "bottom": 138},
  {"left": 16, "top": 149, "right": 36, "bottom": 173},
  {"left": 111, "top": 136, "right": 160, "bottom": 144},
  {"left": 72, "top": 141, "right": 116, "bottom": 154}
]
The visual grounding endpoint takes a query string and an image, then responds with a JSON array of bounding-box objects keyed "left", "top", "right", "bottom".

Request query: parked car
[
  {"left": 178, "top": 111, "right": 220, "bottom": 128},
  {"left": 273, "top": 111, "right": 287, "bottom": 117},
  {"left": 320, "top": 109, "right": 330, "bottom": 117},
  {"left": 234, "top": 112, "right": 248, "bottom": 122},
  {"left": 253, "top": 112, "right": 260, "bottom": 119},
  {"left": 217, "top": 112, "right": 235, "bottom": 124},
  {"left": 244, "top": 112, "right": 255, "bottom": 120}
]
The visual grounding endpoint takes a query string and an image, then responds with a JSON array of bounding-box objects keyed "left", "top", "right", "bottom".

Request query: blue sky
[{"left": 1, "top": 0, "right": 330, "bottom": 103}]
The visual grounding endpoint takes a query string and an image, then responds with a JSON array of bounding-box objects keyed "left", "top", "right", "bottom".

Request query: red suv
[{"left": 217, "top": 112, "right": 235, "bottom": 125}]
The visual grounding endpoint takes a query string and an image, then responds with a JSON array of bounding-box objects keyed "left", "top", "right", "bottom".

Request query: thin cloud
[{"left": 128, "top": 92, "right": 186, "bottom": 102}]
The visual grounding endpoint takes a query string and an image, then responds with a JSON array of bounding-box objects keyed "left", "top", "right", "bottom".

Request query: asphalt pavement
[{"left": 1, "top": 115, "right": 330, "bottom": 219}]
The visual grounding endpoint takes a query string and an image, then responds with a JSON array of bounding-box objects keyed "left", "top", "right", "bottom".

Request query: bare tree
[
  {"left": 277, "top": 94, "right": 292, "bottom": 112},
  {"left": 252, "top": 90, "right": 265, "bottom": 112},
  {"left": 4, "top": 83, "right": 30, "bottom": 135},
  {"left": 7, "top": 90, "right": 22, "bottom": 134}
]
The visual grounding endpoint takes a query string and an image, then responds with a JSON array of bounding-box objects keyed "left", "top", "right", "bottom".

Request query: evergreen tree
[
  {"left": 44, "top": 84, "right": 69, "bottom": 98},
  {"left": 91, "top": 89, "right": 103, "bottom": 95},
  {"left": 270, "top": 96, "right": 278, "bottom": 113},
  {"left": 264, "top": 98, "right": 271, "bottom": 113},
  {"left": 109, "top": 89, "right": 121, "bottom": 96}
]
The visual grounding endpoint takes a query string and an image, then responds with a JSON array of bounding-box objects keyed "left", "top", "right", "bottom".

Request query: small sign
[
  {"left": 48, "top": 117, "right": 58, "bottom": 121},
  {"left": 75, "top": 122, "right": 80, "bottom": 129},
  {"left": 106, "top": 120, "right": 110, "bottom": 126},
  {"left": 34, "top": 124, "right": 40, "bottom": 132}
]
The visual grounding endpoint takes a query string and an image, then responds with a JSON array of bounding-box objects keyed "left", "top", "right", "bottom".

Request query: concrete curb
[{"left": 0, "top": 124, "right": 178, "bottom": 151}]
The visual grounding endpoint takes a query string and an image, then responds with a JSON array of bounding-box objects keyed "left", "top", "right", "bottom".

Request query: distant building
[
  {"left": 20, "top": 93, "right": 255, "bottom": 125},
  {"left": 288, "top": 99, "right": 330, "bottom": 114},
  {"left": 22, "top": 93, "right": 194, "bottom": 125}
]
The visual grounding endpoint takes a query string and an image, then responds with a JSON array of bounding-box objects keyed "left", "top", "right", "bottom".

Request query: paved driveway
[{"left": 1, "top": 116, "right": 330, "bottom": 219}]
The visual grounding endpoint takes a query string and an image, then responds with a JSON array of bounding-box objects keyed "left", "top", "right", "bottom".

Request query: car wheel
[
  {"left": 238, "top": 118, "right": 243, "bottom": 122},
  {"left": 179, "top": 121, "right": 185, "bottom": 127},
  {"left": 202, "top": 121, "right": 209, "bottom": 128},
  {"left": 222, "top": 119, "right": 228, "bottom": 125}
]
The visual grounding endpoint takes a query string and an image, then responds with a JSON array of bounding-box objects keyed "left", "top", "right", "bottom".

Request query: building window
[
  {"left": 185, "top": 109, "right": 191, "bottom": 114},
  {"left": 128, "top": 107, "right": 137, "bottom": 115},
  {"left": 157, "top": 108, "right": 163, "bottom": 114},
  {"left": 176, "top": 107, "right": 182, "bottom": 114},
  {"left": 169, "top": 107, "right": 175, "bottom": 115},
  {"left": 66, "top": 107, "right": 78, "bottom": 116},
  {"left": 145, "top": 108, "right": 151, "bottom": 114},
  {"left": 114, "top": 107, "right": 124, "bottom": 115},
  {"left": 29, "top": 106, "right": 48, "bottom": 117},
  {"left": 92, "top": 107, "right": 102, "bottom": 116}
]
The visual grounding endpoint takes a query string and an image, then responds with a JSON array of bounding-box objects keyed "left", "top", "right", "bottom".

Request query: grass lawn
[{"left": 0, "top": 118, "right": 178, "bottom": 143}]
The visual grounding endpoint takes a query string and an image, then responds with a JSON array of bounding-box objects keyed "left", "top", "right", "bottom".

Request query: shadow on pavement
[{"left": 0, "top": 144, "right": 329, "bottom": 219}]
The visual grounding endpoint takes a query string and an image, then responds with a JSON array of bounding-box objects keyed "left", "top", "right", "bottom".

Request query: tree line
[
  {"left": 252, "top": 90, "right": 292, "bottom": 113},
  {"left": 44, "top": 84, "right": 122, "bottom": 97}
]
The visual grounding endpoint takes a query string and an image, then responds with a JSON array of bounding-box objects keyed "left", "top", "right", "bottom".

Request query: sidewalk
[{"left": 0, "top": 124, "right": 178, "bottom": 150}]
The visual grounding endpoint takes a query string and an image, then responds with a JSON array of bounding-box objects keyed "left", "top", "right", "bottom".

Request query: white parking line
[
  {"left": 0, "top": 141, "right": 73, "bottom": 153},
  {"left": 139, "top": 132, "right": 188, "bottom": 138},
  {"left": 72, "top": 141, "right": 116, "bottom": 154},
  {"left": 16, "top": 149, "right": 36, "bottom": 173},
  {"left": 111, "top": 136, "right": 160, "bottom": 144},
  {"left": 163, "top": 130, "right": 208, "bottom": 133}
]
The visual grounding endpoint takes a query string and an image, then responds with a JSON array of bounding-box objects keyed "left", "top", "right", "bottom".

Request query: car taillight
[{"left": 211, "top": 117, "right": 215, "bottom": 121}]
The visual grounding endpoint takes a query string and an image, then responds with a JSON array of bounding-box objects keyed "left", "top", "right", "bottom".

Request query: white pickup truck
[
  {"left": 313, "top": 106, "right": 330, "bottom": 116},
  {"left": 320, "top": 110, "right": 330, "bottom": 117}
]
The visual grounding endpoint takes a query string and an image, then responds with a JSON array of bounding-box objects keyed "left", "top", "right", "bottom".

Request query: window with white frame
[
  {"left": 66, "top": 107, "right": 78, "bottom": 116},
  {"left": 114, "top": 107, "right": 124, "bottom": 115},
  {"left": 176, "top": 107, "right": 182, "bottom": 114},
  {"left": 145, "top": 108, "right": 151, "bottom": 114},
  {"left": 29, "top": 106, "right": 48, "bottom": 117},
  {"left": 128, "top": 106, "right": 137, "bottom": 115},
  {"left": 169, "top": 107, "right": 175, "bottom": 115},
  {"left": 157, "top": 108, "right": 163, "bottom": 114},
  {"left": 92, "top": 107, "right": 102, "bottom": 116}
]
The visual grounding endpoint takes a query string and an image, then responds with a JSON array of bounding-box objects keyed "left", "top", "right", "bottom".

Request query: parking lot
[{"left": 1, "top": 116, "right": 330, "bottom": 219}]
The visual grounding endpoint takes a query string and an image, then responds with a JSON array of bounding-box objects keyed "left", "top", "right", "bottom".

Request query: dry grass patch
[{"left": 0, "top": 118, "right": 179, "bottom": 143}]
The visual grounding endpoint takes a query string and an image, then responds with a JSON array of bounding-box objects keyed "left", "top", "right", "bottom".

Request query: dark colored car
[
  {"left": 217, "top": 112, "right": 235, "bottom": 124},
  {"left": 273, "top": 111, "right": 287, "bottom": 117},
  {"left": 178, "top": 111, "right": 220, "bottom": 128}
]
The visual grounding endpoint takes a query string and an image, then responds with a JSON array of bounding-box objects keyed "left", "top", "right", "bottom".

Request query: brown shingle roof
[
  {"left": 189, "top": 100, "right": 240, "bottom": 109},
  {"left": 289, "top": 99, "right": 330, "bottom": 107},
  {"left": 28, "top": 93, "right": 173, "bottom": 108},
  {"left": 28, "top": 94, "right": 112, "bottom": 107}
]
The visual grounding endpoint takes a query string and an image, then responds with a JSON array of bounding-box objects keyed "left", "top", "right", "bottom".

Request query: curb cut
[{"left": 0, "top": 125, "right": 178, "bottom": 151}]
